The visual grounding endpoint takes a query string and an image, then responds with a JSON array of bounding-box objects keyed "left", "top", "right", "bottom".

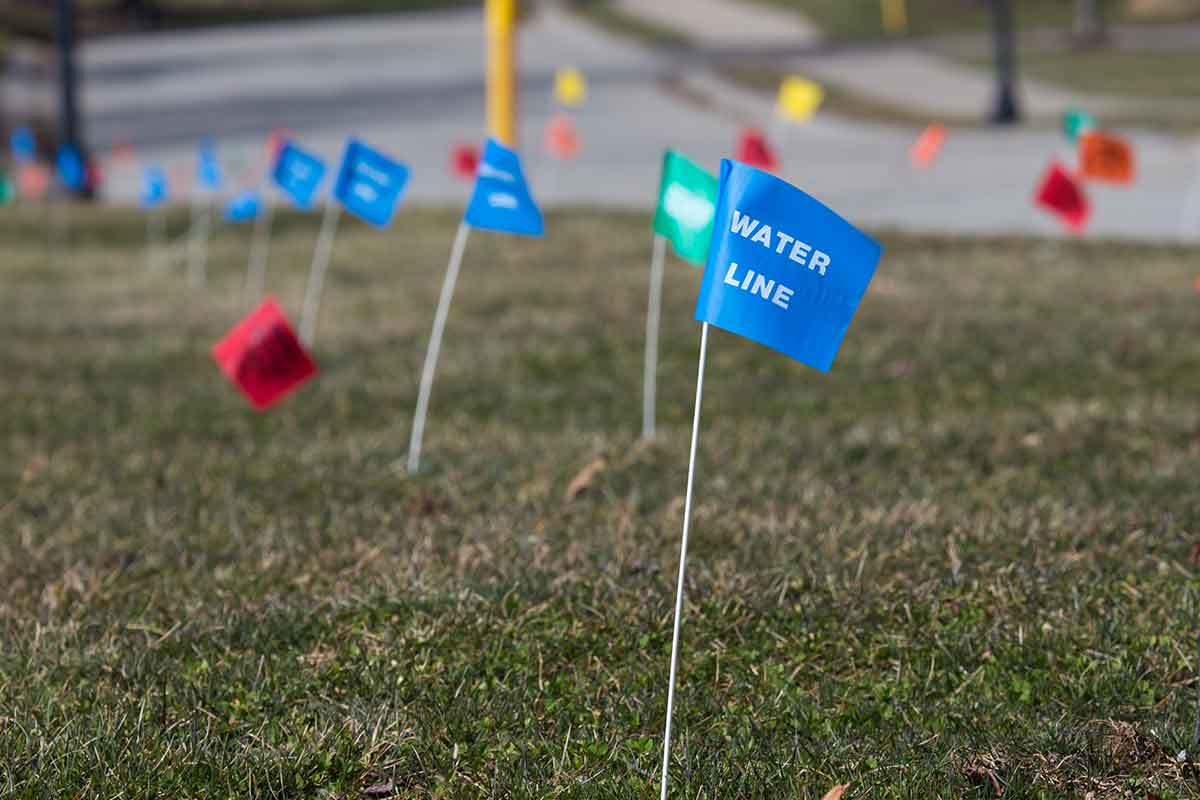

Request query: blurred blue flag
[
  {"left": 196, "top": 140, "right": 223, "bottom": 191},
  {"left": 695, "top": 160, "right": 882, "bottom": 372},
  {"left": 224, "top": 190, "right": 262, "bottom": 222},
  {"left": 140, "top": 165, "right": 168, "bottom": 209},
  {"left": 11, "top": 127, "right": 35, "bottom": 163},
  {"left": 464, "top": 138, "right": 543, "bottom": 237},
  {"left": 332, "top": 139, "right": 410, "bottom": 227},
  {"left": 272, "top": 142, "right": 326, "bottom": 209},
  {"left": 56, "top": 145, "right": 85, "bottom": 190}
]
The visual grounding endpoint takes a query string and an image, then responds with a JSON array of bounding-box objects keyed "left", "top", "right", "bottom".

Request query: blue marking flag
[
  {"left": 11, "top": 126, "right": 35, "bottom": 164},
  {"left": 196, "top": 140, "right": 223, "bottom": 191},
  {"left": 332, "top": 139, "right": 410, "bottom": 227},
  {"left": 695, "top": 160, "right": 882, "bottom": 372},
  {"left": 224, "top": 189, "right": 262, "bottom": 222},
  {"left": 272, "top": 141, "right": 326, "bottom": 209},
  {"left": 56, "top": 145, "right": 85, "bottom": 190},
  {"left": 464, "top": 138, "right": 543, "bottom": 237},
  {"left": 140, "top": 165, "right": 168, "bottom": 209}
]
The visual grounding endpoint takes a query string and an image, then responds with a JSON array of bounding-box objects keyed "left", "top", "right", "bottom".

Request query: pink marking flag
[
  {"left": 1034, "top": 162, "right": 1090, "bottom": 235},
  {"left": 212, "top": 297, "right": 317, "bottom": 410}
]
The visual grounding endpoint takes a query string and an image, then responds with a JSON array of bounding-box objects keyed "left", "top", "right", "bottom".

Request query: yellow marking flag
[
  {"left": 776, "top": 75, "right": 824, "bottom": 124},
  {"left": 554, "top": 67, "right": 588, "bottom": 108}
]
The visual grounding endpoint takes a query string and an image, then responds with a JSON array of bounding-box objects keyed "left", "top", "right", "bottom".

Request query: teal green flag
[
  {"left": 653, "top": 150, "right": 718, "bottom": 266},
  {"left": 1063, "top": 108, "right": 1096, "bottom": 144},
  {"left": 0, "top": 172, "right": 13, "bottom": 206}
]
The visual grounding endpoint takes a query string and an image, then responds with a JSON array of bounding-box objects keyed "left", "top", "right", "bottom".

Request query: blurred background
[{"left": 3, "top": 0, "right": 1200, "bottom": 237}]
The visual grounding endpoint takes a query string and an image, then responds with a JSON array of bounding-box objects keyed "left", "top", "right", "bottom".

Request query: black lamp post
[{"left": 989, "top": 0, "right": 1021, "bottom": 125}]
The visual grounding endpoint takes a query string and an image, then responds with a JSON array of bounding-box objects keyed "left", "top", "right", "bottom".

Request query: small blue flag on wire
[
  {"left": 464, "top": 138, "right": 543, "bottom": 237},
  {"left": 272, "top": 142, "right": 326, "bottom": 209},
  {"left": 196, "top": 140, "right": 223, "bottom": 191},
  {"left": 56, "top": 145, "right": 85, "bottom": 190},
  {"left": 695, "top": 159, "right": 882, "bottom": 372},
  {"left": 140, "top": 165, "right": 168, "bottom": 209},
  {"left": 11, "top": 127, "right": 35, "bottom": 164},
  {"left": 332, "top": 139, "right": 410, "bottom": 227},
  {"left": 224, "top": 189, "right": 261, "bottom": 222}
]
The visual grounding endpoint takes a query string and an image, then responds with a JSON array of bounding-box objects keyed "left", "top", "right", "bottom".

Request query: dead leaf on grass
[
  {"left": 564, "top": 455, "right": 607, "bottom": 503},
  {"left": 820, "top": 784, "right": 850, "bottom": 800}
]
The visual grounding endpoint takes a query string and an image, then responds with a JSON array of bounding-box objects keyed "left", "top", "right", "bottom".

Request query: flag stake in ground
[
  {"left": 189, "top": 141, "right": 223, "bottom": 288},
  {"left": 658, "top": 318, "right": 708, "bottom": 800},
  {"left": 256, "top": 139, "right": 328, "bottom": 306},
  {"left": 407, "top": 137, "right": 543, "bottom": 474},
  {"left": 408, "top": 221, "right": 472, "bottom": 474},
  {"left": 657, "top": 159, "right": 881, "bottom": 798},
  {"left": 298, "top": 200, "right": 342, "bottom": 346},
  {"left": 244, "top": 193, "right": 276, "bottom": 304},
  {"left": 644, "top": 150, "right": 718, "bottom": 439},
  {"left": 299, "top": 138, "right": 409, "bottom": 347},
  {"left": 140, "top": 164, "right": 170, "bottom": 273},
  {"left": 642, "top": 233, "right": 668, "bottom": 439}
]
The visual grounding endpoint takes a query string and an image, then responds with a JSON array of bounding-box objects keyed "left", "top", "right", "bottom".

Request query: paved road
[{"left": 58, "top": 4, "right": 1200, "bottom": 241}]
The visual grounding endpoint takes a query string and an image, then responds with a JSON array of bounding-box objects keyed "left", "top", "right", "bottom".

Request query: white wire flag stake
[
  {"left": 187, "top": 190, "right": 212, "bottom": 288},
  {"left": 407, "top": 221, "right": 472, "bottom": 474},
  {"left": 298, "top": 200, "right": 342, "bottom": 346},
  {"left": 642, "top": 233, "right": 668, "bottom": 439},
  {"left": 658, "top": 320, "right": 709, "bottom": 800},
  {"left": 405, "top": 137, "right": 544, "bottom": 474},
  {"left": 244, "top": 192, "right": 276, "bottom": 305},
  {"left": 146, "top": 206, "right": 168, "bottom": 273},
  {"left": 654, "top": 159, "right": 881, "bottom": 798}
]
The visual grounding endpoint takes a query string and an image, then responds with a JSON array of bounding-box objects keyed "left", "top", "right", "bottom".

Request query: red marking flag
[
  {"left": 735, "top": 128, "right": 779, "bottom": 173},
  {"left": 16, "top": 163, "right": 49, "bottom": 200},
  {"left": 1078, "top": 131, "right": 1135, "bottom": 185},
  {"left": 1034, "top": 162, "right": 1090, "bottom": 235},
  {"left": 910, "top": 122, "right": 946, "bottom": 168},
  {"left": 212, "top": 298, "right": 317, "bottom": 410},
  {"left": 450, "top": 143, "right": 480, "bottom": 180}
]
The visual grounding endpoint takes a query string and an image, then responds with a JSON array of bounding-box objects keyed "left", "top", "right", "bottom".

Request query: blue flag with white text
[
  {"left": 224, "top": 189, "right": 261, "bottom": 222},
  {"left": 56, "top": 145, "right": 85, "bottom": 190},
  {"left": 273, "top": 142, "right": 326, "bottom": 209},
  {"left": 464, "top": 138, "right": 543, "bottom": 237},
  {"left": 11, "top": 127, "right": 35, "bottom": 164},
  {"left": 332, "top": 139, "right": 410, "bottom": 227},
  {"left": 695, "top": 159, "right": 882, "bottom": 372},
  {"left": 140, "top": 165, "right": 168, "bottom": 209},
  {"left": 196, "top": 140, "right": 223, "bottom": 191}
]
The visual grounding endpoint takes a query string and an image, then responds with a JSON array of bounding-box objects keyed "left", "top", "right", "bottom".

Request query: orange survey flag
[
  {"left": 543, "top": 112, "right": 581, "bottom": 160},
  {"left": 910, "top": 122, "right": 946, "bottom": 168},
  {"left": 1078, "top": 131, "right": 1135, "bottom": 185}
]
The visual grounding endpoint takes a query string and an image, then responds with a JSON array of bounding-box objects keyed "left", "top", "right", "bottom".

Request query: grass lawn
[
  {"left": 746, "top": 0, "right": 1177, "bottom": 41},
  {"left": 958, "top": 47, "right": 1200, "bottom": 99},
  {"left": 3, "top": 205, "right": 1200, "bottom": 797}
]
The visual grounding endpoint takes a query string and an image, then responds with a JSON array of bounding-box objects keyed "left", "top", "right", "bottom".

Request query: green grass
[
  {"left": 959, "top": 47, "right": 1200, "bottom": 99},
  {"left": 3, "top": 206, "right": 1200, "bottom": 797},
  {"left": 745, "top": 0, "right": 1176, "bottom": 40}
]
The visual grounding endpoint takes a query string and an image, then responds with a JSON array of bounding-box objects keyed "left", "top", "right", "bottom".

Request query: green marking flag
[
  {"left": 1063, "top": 108, "right": 1096, "bottom": 144},
  {"left": 653, "top": 150, "right": 718, "bottom": 266},
  {"left": 0, "top": 172, "right": 13, "bottom": 206}
]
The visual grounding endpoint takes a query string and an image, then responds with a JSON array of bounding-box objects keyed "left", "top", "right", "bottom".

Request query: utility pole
[
  {"left": 989, "top": 0, "right": 1021, "bottom": 125},
  {"left": 485, "top": 0, "right": 517, "bottom": 148},
  {"left": 56, "top": 0, "right": 88, "bottom": 196}
]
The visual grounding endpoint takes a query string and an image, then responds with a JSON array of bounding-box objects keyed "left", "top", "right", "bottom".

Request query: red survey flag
[
  {"left": 1034, "top": 162, "right": 1090, "bottom": 234},
  {"left": 735, "top": 128, "right": 779, "bottom": 172},
  {"left": 543, "top": 112, "right": 581, "bottom": 160},
  {"left": 267, "top": 128, "right": 294, "bottom": 164},
  {"left": 910, "top": 122, "right": 946, "bottom": 168},
  {"left": 212, "top": 298, "right": 317, "bottom": 410},
  {"left": 450, "top": 143, "right": 480, "bottom": 180},
  {"left": 1078, "top": 131, "right": 1135, "bottom": 185}
]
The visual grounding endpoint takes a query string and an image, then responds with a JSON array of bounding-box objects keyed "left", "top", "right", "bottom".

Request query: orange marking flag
[
  {"left": 910, "top": 122, "right": 946, "bottom": 168},
  {"left": 543, "top": 113, "right": 581, "bottom": 160},
  {"left": 1078, "top": 131, "right": 1135, "bottom": 185}
]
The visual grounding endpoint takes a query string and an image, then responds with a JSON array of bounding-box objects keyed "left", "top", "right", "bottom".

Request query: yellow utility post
[
  {"left": 486, "top": 0, "right": 518, "bottom": 148},
  {"left": 881, "top": 0, "right": 908, "bottom": 36}
]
